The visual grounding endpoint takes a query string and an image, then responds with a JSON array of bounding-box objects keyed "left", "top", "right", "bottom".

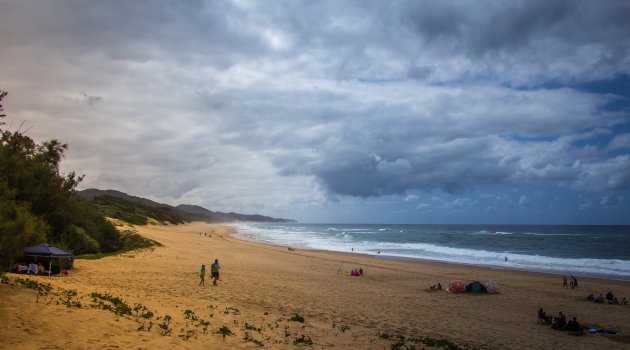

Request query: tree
[
  {"left": 0, "top": 201, "right": 47, "bottom": 270},
  {"left": 0, "top": 90, "right": 121, "bottom": 269}
]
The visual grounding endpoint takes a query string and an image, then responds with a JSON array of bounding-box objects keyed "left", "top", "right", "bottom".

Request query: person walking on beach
[
  {"left": 199, "top": 264, "right": 206, "bottom": 286},
  {"left": 563, "top": 275, "right": 568, "bottom": 289},
  {"left": 211, "top": 259, "right": 221, "bottom": 286},
  {"left": 570, "top": 275, "right": 578, "bottom": 289}
]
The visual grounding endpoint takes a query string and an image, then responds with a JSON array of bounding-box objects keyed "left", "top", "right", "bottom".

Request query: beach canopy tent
[
  {"left": 485, "top": 280, "right": 500, "bottom": 294},
  {"left": 449, "top": 279, "right": 466, "bottom": 293},
  {"left": 22, "top": 243, "right": 73, "bottom": 276},
  {"left": 466, "top": 281, "right": 488, "bottom": 293}
]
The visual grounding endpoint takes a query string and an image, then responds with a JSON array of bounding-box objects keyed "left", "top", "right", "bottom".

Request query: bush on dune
[{"left": 0, "top": 90, "right": 124, "bottom": 269}]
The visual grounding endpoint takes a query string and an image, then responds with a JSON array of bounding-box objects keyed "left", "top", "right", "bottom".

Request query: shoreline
[
  {"left": 2, "top": 222, "right": 629, "bottom": 350},
  {"left": 230, "top": 227, "right": 630, "bottom": 283}
]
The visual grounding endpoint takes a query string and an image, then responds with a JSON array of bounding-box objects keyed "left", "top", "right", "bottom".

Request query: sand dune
[{"left": 1, "top": 222, "right": 629, "bottom": 349}]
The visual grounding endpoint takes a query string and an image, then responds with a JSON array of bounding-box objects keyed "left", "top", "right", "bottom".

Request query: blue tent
[
  {"left": 466, "top": 281, "right": 488, "bottom": 293},
  {"left": 23, "top": 243, "right": 72, "bottom": 258},
  {"left": 22, "top": 243, "right": 73, "bottom": 276}
]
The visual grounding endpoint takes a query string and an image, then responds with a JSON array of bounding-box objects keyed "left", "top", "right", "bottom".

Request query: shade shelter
[
  {"left": 485, "top": 280, "right": 500, "bottom": 294},
  {"left": 465, "top": 281, "right": 488, "bottom": 293},
  {"left": 22, "top": 243, "right": 73, "bottom": 276},
  {"left": 449, "top": 279, "right": 466, "bottom": 293}
]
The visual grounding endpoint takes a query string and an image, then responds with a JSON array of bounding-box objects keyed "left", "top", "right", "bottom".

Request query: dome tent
[
  {"left": 485, "top": 280, "right": 500, "bottom": 294},
  {"left": 465, "top": 281, "right": 488, "bottom": 293},
  {"left": 448, "top": 279, "right": 466, "bottom": 293}
]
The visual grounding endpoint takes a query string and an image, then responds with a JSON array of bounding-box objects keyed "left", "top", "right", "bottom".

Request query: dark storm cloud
[{"left": 1, "top": 0, "right": 629, "bottom": 216}]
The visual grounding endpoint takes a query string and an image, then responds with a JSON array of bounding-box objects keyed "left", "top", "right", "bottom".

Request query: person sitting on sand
[
  {"left": 587, "top": 293, "right": 594, "bottom": 301},
  {"left": 621, "top": 297, "right": 628, "bottom": 305},
  {"left": 552, "top": 311, "right": 566, "bottom": 330},
  {"left": 595, "top": 293, "right": 605, "bottom": 303},
  {"left": 538, "top": 308, "right": 552, "bottom": 324},
  {"left": 605, "top": 291, "right": 614, "bottom": 302},
  {"left": 437, "top": 283, "right": 442, "bottom": 290},
  {"left": 211, "top": 259, "right": 221, "bottom": 286},
  {"left": 566, "top": 316, "right": 581, "bottom": 334}
]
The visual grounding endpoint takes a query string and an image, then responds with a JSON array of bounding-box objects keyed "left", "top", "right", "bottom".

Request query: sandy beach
[{"left": 1, "top": 222, "right": 629, "bottom": 350}]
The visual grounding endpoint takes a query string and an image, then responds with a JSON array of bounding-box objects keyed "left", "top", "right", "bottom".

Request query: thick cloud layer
[{"left": 1, "top": 0, "right": 628, "bottom": 222}]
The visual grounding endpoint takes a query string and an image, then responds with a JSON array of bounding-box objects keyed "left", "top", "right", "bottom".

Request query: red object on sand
[{"left": 449, "top": 279, "right": 466, "bottom": 293}]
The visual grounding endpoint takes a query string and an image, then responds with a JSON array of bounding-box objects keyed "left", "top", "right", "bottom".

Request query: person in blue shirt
[{"left": 211, "top": 259, "right": 221, "bottom": 286}]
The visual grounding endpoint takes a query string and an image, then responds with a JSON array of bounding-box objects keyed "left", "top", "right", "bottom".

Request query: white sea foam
[{"left": 229, "top": 223, "right": 630, "bottom": 280}]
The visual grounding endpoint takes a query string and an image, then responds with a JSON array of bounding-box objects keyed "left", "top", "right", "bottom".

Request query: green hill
[{"left": 77, "top": 188, "right": 296, "bottom": 224}]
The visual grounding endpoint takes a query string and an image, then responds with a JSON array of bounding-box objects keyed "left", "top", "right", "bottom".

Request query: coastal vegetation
[
  {"left": 88, "top": 194, "right": 185, "bottom": 226},
  {"left": 1, "top": 89, "right": 287, "bottom": 269},
  {"left": 3, "top": 274, "right": 474, "bottom": 348},
  {"left": 0, "top": 90, "right": 122, "bottom": 269}
]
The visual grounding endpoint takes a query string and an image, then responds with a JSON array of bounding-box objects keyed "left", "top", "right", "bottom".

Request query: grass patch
[
  {"left": 134, "top": 303, "right": 154, "bottom": 319},
  {"left": 289, "top": 313, "right": 305, "bottom": 323},
  {"left": 13, "top": 277, "right": 53, "bottom": 295},
  {"left": 77, "top": 230, "right": 162, "bottom": 260},
  {"left": 158, "top": 315, "right": 172, "bottom": 336},
  {"left": 379, "top": 332, "right": 470, "bottom": 350},
  {"left": 217, "top": 325, "right": 234, "bottom": 338},
  {"left": 182, "top": 309, "right": 210, "bottom": 332},
  {"left": 243, "top": 322, "right": 262, "bottom": 332},
  {"left": 224, "top": 306, "right": 240, "bottom": 315},
  {"left": 293, "top": 334, "right": 313, "bottom": 345},
  {"left": 60, "top": 289, "right": 82, "bottom": 308},
  {"left": 90, "top": 291, "right": 132, "bottom": 316},
  {"left": 244, "top": 333, "right": 265, "bottom": 347}
]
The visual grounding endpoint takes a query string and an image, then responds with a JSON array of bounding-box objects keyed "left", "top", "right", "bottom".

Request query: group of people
[
  {"left": 199, "top": 259, "right": 221, "bottom": 286},
  {"left": 538, "top": 309, "right": 582, "bottom": 334},
  {"left": 562, "top": 275, "right": 579, "bottom": 289},
  {"left": 350, "top": 268, "right": 363, "bottom": 276},
  {"left": 429, "top": 283, "right": 443, "bottom": 290},
  {"left": 587, "top": 292, "right": 628, "bottom": 305},
  {"left": 16, "top": 262, "right": 46, "bottom": 275}
]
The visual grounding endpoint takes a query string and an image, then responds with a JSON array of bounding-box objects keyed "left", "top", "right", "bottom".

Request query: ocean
[{"left": 231, "top": 223, "right": 630, "bottom": 281}]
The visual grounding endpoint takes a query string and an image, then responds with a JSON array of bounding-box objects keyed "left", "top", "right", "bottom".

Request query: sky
[{"left": 1, "top": 0, "right": 629, "bottom": 224}]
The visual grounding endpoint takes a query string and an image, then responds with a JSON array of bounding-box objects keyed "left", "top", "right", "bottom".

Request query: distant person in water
[
  {"left": 505, "top": 256, "right": 508, "bottom": 262},
  {"left": 199, "top": 264, "right": 206, "bottom": 286},
  {"left": 211, "top": 259, "right": 221, "bottom": 286}
]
